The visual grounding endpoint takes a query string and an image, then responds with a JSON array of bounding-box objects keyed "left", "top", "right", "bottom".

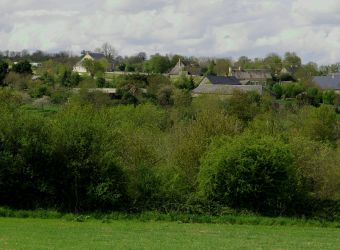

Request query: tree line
[
  {"left": 0, "top": 87, "right": 339, "bottom": 217},
  {"left": 1, "top": 43, "right": 339, "bottom": 77}
]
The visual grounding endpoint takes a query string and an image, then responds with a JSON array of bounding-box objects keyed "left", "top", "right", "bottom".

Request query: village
[{"left": 71, "top": 50, "right": 340, "bottom": 98}]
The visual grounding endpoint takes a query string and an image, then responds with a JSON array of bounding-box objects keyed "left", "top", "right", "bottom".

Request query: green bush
[
  {"left": 50, "top": 89, "right": 71, "bottom": 104},
  {"left": 199, "top": 134, "right": 303, "bottom": 214},
  {"left": 29, "top": 84, "right": 51, "bottom": 98}
]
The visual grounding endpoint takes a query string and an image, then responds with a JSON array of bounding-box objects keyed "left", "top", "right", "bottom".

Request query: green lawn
[{"left": 0, "top": 218, "right": 339, "bottom": 249}]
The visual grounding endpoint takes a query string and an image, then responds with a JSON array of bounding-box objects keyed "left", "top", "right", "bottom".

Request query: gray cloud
[{"left": 0, "top": 0, "right": 339, "bottom": 64}]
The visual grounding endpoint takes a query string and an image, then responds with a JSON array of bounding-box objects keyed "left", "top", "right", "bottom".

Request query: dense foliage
[
  {"left": 0, "top": 47, "right": 339, "bottom": 217},
  {"left": 0, "top": 85, "right": 339, "bottom": 217}
]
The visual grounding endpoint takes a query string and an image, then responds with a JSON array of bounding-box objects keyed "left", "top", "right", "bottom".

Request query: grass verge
[{"left": 0, "top": 207, "right": 338, "bottom": 228}]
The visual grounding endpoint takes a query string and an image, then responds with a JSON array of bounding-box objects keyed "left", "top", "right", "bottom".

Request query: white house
[{"left": 73, "top": 52, "right": 112, "bottom": 73}]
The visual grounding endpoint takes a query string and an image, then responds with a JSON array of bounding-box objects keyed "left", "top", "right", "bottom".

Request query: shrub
[
  {"left": 157, "top": 85, "right": 174, "bottom": 107},
  {"left": 296, "top": 105, "right": 338, "bottom": 143},
  {"left": 174, "top": 75, "right": 195, "bottom": 90},
  {"left": 4, "top": 72, "right": 31, "bottom": 90},
  {"left": 323, "top": 90, "right": 336, "bottom": 105},
  {"left": 289, "top": 136, "right": 340, "bottom": 200},
  {"left": 29, "top": 84, "right": 51, "bottom": 98},
  {"left": 12, "top": 60, "right": 32, "bottom": 75},
  {"left": 272, "top": 84, "right": 283, "bottom": 99},
  {"left": 199, "top": 134, "right": 303, "bottom": 214},
  {"left": 0, "top": 60, "right": 9, "bottom": 85},
  {"left": 96, "top": 76, "right": 106, "bottom": 88},
  {"left": 50, "top": 89, "right": 71, "bottom": 104},
  {"left": 226, "top": 90, "right": 262, "bottom": 122}
]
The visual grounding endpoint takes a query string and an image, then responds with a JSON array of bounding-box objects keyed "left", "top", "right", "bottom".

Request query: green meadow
[{"left": 0, "top": 217, "right": 339, "bottom": 250}]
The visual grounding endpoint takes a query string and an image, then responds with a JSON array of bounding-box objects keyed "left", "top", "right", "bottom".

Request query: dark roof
[
  {"left": 313, "top": 75, "right": 340, "bottom": 90},
  {"left": 205, "top": 75, "right": 241, "bottom": 85},
  {"left": 230, "top": 69, "right": 271, "bottom": 80},
  {"left": 88, "top": 52, "right": 105, "bottom": 60}
]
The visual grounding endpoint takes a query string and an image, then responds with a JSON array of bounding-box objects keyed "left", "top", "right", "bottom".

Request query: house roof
[
  {"left": 87, "top": 52, "right": 105, "bottom": 60},
  {"left": 204, "top": 75, "right": 241, "bottom": 85},
  {"left": 230, "top": 69, "right": 271, "bottom": 80},
  {"left": 169, "top": 59, "right": 186, "bottom": 75},
  {"left": 192, "top": 84, "right": 263, "bottom": 95},
  {"left": 169, "top": 59, "right": 202, "bottom": 75},
  {"left": 313, "top": 75, "right": 340, "bottom": 90}
]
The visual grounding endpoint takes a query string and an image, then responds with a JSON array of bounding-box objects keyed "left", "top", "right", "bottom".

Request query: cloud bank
[{"left": 1, "top": 0, "right": 339, "bottom": 64}]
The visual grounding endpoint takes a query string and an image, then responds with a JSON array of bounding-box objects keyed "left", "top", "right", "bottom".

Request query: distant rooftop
[
  {"left": 205, "top": 75, "right": 241, "bottom": 85},
  {"left": 86, "top": 52, "right": 105, "bottom": 60},
  {"left": 230, "top": 68, "right": 271, "bottom": 80},
  {"left": 313, "top": 74, "right": 340, "bottom": 90}
]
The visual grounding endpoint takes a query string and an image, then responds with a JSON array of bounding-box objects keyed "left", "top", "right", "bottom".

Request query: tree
[
  {"left": 60, "top": 70, "right": 81, "bottom": 87},
  {"left": 83, "top": 59, "right": 107, "bottom": 78},
  {"left": 235, "top": 56, "right": 252, "bottom": 69},
  {"left": 294, "top": 62, "right": 318, "bottom": 81},
  {"left": 264, "top": 53, "right": 282, "bottom": 77},
  {"left": 144, "top": 54, "right": 171, "bottom": 73},
  {"left": 101, "top": 42, "right": 117, "bottom": 62},
  {"left": 283, "top": 52, "right": 302, "bottom": 69},
  {"left": 0, "top": 60, "right": 9, "bottom": 85},
  {"left": 214, "top": 58, "right": 231, "bottom": 76},
  {"left": 175, "top": 74, "right": 195, "bottom": 90},
  {"left": 206, "top": 60, "right": 216, "bottom": 75},
  {"left": 12, "top": 60, "right": 32, "bottom": 74}
]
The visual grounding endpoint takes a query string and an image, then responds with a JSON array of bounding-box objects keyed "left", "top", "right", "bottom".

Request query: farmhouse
[
  {"left": 73, "top": 52, "right": 113, "bottom": 73},
  {"left": 229, "top": 68, "right": 271, "bottom": 85},
  {"left": 169, "top": 59, "right": 202, "bottom": 76},
  {"left": 313, "top": 74, "right": 340, "bottom": 93},
  {"left": 192, "top": 75, "right": 262, "bottom": 96}
]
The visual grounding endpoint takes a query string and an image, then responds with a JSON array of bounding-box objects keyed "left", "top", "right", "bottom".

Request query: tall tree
[
  {"left": 214, "top": 58, "right": 232, "bottom": 75},
  {"left": 0, "top": 60, "right": 9, "bottom": 85},
  {"left": 101, "top": 42, "right": 117, "bottom": 62},
  {"left": 283, "top": 52, "right": 302, "bottom": 69},
  {"left": 144, "top": 54, "right": 171, "bottom": 73},
  {"left": 264, "top": 53, "right": 282, "bottom": 76}
]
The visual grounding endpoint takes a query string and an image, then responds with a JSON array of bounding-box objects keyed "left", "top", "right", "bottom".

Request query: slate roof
[
  {"left": 313, "top": 74, "right": 340, "bottom": 90},
  {"left": 192, "top": 84, "right": 263, "bottom": 95},
  {"left": 88, "top": 52, "right": 105, "bottom": 60},
  {"left": 204, "top": 75, "right": 241, "bottom": 85},
  {"left": 230, "top": 69, "right": 271, "bottom": 80}
]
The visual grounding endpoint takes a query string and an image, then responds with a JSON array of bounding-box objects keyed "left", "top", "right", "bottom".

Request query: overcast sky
[{"left": 1, "top": 0, "right": 339, "bottom": 64}]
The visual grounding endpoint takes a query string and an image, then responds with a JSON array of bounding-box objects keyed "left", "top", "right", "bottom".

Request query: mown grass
[{"left": 0, "top": 217, "right": 339, "bottom": 250}]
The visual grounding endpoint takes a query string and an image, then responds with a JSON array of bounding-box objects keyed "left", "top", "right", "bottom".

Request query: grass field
[{"left": 0, "top": 218, "right": 339, "bottom": 250}]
